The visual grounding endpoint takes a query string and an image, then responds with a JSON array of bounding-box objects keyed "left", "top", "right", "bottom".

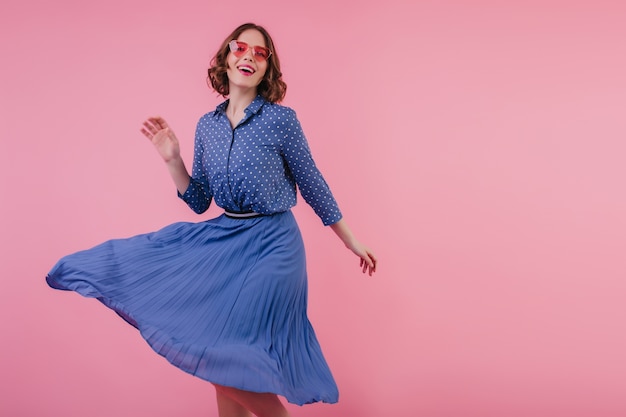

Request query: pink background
[{"left": 2, "top": 1, "right": 626, "bottom": 416}]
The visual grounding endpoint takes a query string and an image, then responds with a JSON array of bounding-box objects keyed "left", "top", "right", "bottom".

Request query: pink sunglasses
[{"left": 228, "top": 40, "right": 272, "bottom": 62}]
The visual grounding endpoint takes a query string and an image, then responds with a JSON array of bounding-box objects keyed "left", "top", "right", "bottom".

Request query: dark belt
[{"left": 224, "top": 210, "right": 264, "bottom": 219}]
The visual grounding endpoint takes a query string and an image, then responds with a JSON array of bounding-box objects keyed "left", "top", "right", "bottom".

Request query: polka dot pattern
[{"left": 179, "top": 95, "right": 342, "bottom": 226}]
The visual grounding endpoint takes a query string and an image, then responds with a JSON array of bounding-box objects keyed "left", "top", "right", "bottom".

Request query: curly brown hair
[{"left": 207, "top": 23, "right": 287, "bottom": 103}]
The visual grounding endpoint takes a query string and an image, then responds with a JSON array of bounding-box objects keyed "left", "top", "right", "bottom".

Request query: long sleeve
[
  {"left": 178, "top": 120, "right": 213, "bottom": 214},
  {"left": 280, "top": 109, "right": 342, "bottom": 226}
]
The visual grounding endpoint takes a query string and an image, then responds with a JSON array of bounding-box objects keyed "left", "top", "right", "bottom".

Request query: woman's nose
[{"left": 243, "top": 47, "right": 255, "bottom": 60}]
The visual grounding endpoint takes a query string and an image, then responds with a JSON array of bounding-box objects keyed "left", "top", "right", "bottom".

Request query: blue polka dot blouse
[{"left": 179, "top": 95, "right": 343, "bottom": 226}]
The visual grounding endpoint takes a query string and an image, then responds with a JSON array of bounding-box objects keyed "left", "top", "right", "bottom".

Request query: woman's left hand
[
  {"left": 347, "top": 240, "right": 377, "bottom": 276},
  {"left": 330, "top": 219, "right": 378, "bottom": 276}
]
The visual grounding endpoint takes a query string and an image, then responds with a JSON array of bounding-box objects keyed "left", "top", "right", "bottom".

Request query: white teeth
[{"left": 239, "top": 66, "right": 254, "bottom": 74}]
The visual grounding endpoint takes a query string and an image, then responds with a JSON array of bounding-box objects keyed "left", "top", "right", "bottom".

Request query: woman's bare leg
[
  {"left": 214, "top": 384, "right": 291, "bottom": 417},
  {"left": 215, "top": 388, "right": 253, "bottom": 417}
]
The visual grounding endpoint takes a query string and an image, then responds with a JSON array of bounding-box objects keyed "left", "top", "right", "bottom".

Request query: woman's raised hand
[{"left": 140, "top": 117, "right": 181, "bottom": 163}]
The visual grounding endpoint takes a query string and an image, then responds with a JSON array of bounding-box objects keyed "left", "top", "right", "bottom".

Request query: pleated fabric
[{"left": 46, "top": 210, "right": 338, "bottom": 405}]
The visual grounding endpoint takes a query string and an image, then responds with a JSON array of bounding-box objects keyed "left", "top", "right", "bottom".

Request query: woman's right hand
[{"left": 140, "top": 117, "right": 181, "bottom": 163}]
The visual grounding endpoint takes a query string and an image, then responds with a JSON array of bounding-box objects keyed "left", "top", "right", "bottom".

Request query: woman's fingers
[
  {"left": 153, "top": 117, "right": 169, "bottom": 129},
  {"left": 140, "top": 121, "right": 157, "bottom": 138},
  {"left": 359, "top": 250, "right": 377, "bottom": 276},
  {"left": 367, "top": 251, "right": 377, "bottom": 276},
  {"left": 141, "top": 117, "right": 169, "bottom": 138},
  {"left": 140, "top": 126, "right": 152, "bottom": 139}
]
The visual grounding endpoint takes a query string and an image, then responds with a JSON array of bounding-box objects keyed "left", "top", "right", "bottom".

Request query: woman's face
[{"left": 226, "top": 29, "right": 269, "bottom": 93}]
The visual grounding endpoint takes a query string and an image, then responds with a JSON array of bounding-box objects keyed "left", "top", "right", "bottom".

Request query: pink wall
[{"left": 2, "top": 1, "right": 626, "bottom": 416}]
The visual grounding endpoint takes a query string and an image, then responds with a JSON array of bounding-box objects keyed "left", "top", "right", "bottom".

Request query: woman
[{"left": 47, "top": 23, "right": 376, "bottom": 417}]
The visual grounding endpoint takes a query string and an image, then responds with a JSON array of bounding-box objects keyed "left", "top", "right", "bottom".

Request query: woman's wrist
[{"left": 330, "top": 219, "right": 356, "bottom": 248}]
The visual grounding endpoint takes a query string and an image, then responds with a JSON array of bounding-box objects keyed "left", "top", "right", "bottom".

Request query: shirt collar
[{"left": 215, "top": 94, "right": 267, "bottom": 116}]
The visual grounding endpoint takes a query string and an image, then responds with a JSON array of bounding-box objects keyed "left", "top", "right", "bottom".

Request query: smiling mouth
[{"left": 238, "top": 65, "right": 255, "bottom": 76}]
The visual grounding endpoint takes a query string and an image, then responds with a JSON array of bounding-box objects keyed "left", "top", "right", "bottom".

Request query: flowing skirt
[{"left": 46, "top": 210, "right": 338, "bottom": 405}]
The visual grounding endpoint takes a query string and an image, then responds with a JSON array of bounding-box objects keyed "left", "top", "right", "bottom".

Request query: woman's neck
[{"left": 226, "top": 87, "right": 258, "bottom": 118}]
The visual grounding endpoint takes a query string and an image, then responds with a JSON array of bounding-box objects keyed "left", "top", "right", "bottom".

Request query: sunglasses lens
[
  {"left": 229, "top": 41, "right": 247, "bottom": 57},
  {"left": 229, "top": 41, "right": 270, "bottom": 61},
  {"left": 252, "top": 46, "right": 270, "bottom": 60}
]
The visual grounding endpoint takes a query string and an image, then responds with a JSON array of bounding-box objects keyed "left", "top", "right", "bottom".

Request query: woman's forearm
[
  {"left": 166, "top": 156, "right": 191, "bottom": 195},
  {"left": 330, "top": 219, "right": 356, "bottom": 248}
]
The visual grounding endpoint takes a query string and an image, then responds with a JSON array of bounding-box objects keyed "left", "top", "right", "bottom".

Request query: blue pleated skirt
[{"left": 46, "top": 210, "right": 338, "bottom": 405}]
